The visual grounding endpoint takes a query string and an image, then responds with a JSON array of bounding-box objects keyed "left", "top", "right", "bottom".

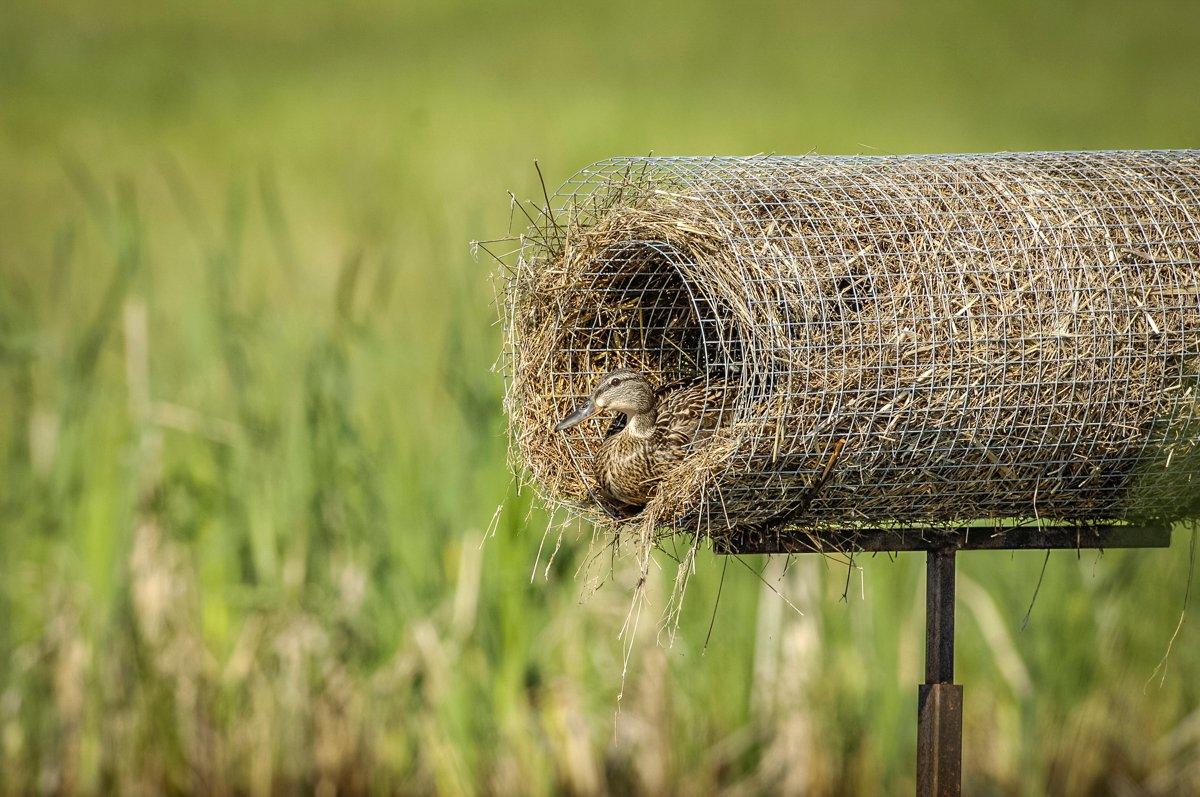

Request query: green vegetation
[{"left": 1, "top": 1, "right": 1198, "bottom": 793}]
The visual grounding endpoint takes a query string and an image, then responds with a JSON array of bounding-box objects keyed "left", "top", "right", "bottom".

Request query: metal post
[{"left": 917, "top": 547, "right": 962, "bottom": 796}]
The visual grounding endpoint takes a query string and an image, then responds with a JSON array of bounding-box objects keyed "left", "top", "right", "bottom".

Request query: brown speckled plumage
[{"left": 555, "top": 370, "right": 732, "bottom": 515}]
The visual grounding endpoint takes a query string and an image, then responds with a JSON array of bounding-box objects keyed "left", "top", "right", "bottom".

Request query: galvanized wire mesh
[{"left": 499, "top": 151, "right": 1200, "bottom": 534}]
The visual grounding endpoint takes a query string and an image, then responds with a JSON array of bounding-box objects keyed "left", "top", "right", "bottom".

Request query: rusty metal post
[{"left": 917, "top": 547, "right": 962, "bottom": 796}]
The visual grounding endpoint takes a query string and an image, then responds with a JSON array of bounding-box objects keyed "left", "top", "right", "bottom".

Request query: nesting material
[{"left": 498, "top": 152, "right": 1200, "bottom": 541}]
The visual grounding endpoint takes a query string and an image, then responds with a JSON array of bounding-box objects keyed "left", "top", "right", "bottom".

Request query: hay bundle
[{"left": 499, "top": 151, "right": 1200, "bottom": 538}]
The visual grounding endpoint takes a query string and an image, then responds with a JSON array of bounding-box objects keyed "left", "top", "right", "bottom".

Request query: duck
[{"left": 554, "top": 368, "right": 733, "bottom": 516}]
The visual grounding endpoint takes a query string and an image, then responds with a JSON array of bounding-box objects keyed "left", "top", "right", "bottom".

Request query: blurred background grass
[{"left": 1, "top": 1, "right": 1199, "bottom": 793}]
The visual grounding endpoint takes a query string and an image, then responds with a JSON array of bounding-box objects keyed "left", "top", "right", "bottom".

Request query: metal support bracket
[{"left": 712, "top": 522, "right": 1172, "bottom": 796}]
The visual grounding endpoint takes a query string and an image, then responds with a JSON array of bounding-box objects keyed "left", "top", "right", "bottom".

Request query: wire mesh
[{"left": 498, "top": 151, "right": 1200, "bottom": 535}]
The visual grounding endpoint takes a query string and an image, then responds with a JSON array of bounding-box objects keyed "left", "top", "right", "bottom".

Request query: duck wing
[{"left": 656, "top": 379, "right": 735, "bottom": 459}]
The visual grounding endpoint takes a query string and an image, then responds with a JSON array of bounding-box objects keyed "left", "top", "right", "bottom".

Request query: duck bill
[{"left": 554, "top": 400, "right": 596, "bottom": 431}]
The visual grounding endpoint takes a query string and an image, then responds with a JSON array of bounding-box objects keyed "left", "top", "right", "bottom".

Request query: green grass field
[{"left": 2, "top": 1, "right": 1199, "bottom": 793}]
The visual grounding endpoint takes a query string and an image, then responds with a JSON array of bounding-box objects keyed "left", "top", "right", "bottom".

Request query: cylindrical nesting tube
[{"left": 503, "top": 151, "right": 1200, "bottom": 533}]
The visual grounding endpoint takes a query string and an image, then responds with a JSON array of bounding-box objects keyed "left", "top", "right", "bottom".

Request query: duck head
[{"left": 554, "top": 369, "right": 655, "bottom": 431}]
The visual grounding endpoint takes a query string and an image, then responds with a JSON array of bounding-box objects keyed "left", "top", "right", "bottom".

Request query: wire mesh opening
[{"left": 544, "top": 240, "right": 745, "bottom": 482}]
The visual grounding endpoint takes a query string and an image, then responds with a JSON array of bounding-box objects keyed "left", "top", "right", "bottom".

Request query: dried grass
[{"left": 498, "top": 152, "right": 1200, "bottom": 545}]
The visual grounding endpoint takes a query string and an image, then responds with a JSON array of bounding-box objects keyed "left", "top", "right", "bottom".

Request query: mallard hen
[{"left": 554, "top": 369, "right": 733, "bottom": 515}]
